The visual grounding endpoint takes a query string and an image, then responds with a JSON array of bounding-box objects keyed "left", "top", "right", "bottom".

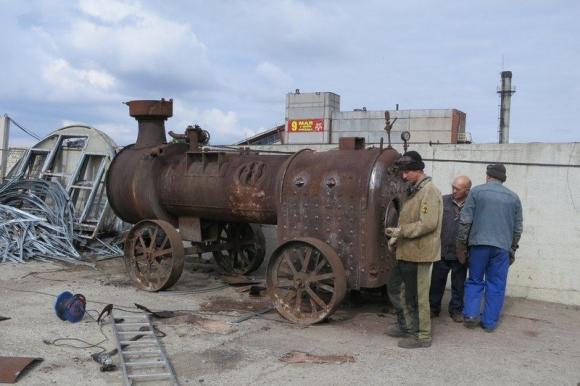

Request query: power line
[{"left": 4, "top": 114, "right": 41, "bottom": 141}]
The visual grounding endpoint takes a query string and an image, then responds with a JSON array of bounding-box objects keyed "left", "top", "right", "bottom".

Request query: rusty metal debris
[
  {"left": 107, "top": 98, "right": 407, "bottom": 325},
  {"left": 0, "top": 356, "right": 43, "bottom": 383},
  {"left": 230, "top": 306, "right": 274, "bottom": 324},
  {"left": 279, "top": 351, "right": 355, "bottom": 365}
]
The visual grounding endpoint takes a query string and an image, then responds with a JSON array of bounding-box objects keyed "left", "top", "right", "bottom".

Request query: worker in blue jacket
[{"left": 456, "top": 164, "right": 523, "bottom": 332}]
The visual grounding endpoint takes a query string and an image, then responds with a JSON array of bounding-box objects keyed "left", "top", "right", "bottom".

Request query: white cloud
[
  {"left": 67, "top": 2, "right": 215, "bottom": 91},
  {"left": 42, "top": 59, "right": 116, "bottom": 101},
  {"left": 94, "top": 122, "right": 133, "bottom": 146},
  {"left": 78, "top": 0, "right": 138, "bottom": 23},
  {"left": 256, "top": 62, "right": 292, "bottom": 86}
]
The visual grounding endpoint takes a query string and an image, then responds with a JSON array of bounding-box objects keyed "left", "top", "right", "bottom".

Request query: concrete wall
[
  {"left": 246, "top": 142, "right": 580, "bottom": 306},
  {"left": 332, "top": 109, "right": 463, "bottom": 144}
]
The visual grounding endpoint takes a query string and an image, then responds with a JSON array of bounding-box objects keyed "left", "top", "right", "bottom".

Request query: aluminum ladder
[{"left": 111, "top": 310, "right": 179, "bottom": 385}]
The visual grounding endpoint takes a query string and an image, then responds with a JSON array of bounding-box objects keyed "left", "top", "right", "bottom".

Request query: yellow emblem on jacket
[{"left": 421, "top": 203, "right": 428, "bottom": 214}]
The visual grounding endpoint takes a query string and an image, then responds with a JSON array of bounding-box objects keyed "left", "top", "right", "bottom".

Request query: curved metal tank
[{"left": 277, "top": 139, "right": 405, "bottom": 289}]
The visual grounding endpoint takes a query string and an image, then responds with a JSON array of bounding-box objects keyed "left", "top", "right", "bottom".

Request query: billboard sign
[{"left": 288, "top": 119, "right": 324, "bottom": 133}]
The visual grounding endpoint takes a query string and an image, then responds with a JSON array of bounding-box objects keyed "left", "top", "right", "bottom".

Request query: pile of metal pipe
[{"left": 0, "top": 179, "right": 80, "bottom": 263}]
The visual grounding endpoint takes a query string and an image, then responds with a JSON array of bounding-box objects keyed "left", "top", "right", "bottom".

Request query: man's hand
[
  {"left": 456, "top": 241, "right": 468, "bottom": 265},
  {"left": 387, "top": 237, "right": 398, "bottom": 253},
  {"left": 385, "top": 227, "right": 401, "bottom": 238},
  {"left": 510, "top": 233, "right": 520, "bottom": 266}
]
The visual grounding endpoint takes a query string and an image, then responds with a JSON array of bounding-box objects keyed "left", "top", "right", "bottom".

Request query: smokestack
[
  {"left": 125, "top": 99, "right": 173, "bottom": 148},
  {"left": 497, "top": 71, "right": 516, "bottom": 144}
]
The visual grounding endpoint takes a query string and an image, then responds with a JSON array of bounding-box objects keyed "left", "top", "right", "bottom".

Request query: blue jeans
[{"left": 463, "top": 245, "right": 509, "bottom": 329}]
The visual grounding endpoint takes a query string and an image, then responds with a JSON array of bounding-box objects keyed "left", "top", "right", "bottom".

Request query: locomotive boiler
[{"left": 107, "top": 99, "right": 407, "bottom": 324}]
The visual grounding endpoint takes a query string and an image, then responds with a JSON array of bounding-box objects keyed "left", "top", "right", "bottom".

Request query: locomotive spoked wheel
[
  {"left": 267, "top": 238, "right": 347, "bottom": 325},
  {"left": 212, "top": 223, "right": 265, "bottom": 275},
  {"left": 124, "top": 219, "right": 184, "bottom": 291}
]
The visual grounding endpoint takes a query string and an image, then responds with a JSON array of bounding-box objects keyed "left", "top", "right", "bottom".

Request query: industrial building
[{"left": 238, "top": 90, "right": 469, "bottom": 146}]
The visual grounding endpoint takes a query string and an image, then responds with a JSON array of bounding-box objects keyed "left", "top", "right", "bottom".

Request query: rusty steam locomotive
[{"left": 107, "top": 99, "right": 407, "bottom": 324}]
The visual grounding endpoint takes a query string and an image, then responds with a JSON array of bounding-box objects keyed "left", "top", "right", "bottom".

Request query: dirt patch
[
  {"left": 100, "top": 277, "right": 132, "bottom": 288},
  {"left": 162, "top": 314, "right": 238, "bottom": 334},
  {"left": 38, "top": 363, "right": 66, "bottom": 373},
  {"left": 201, "top": 348, "right": 243, "bottom": 370},
  {"left": 200, "top": 296, "right": 271, "bottom": 313},
  {"left": 523, "top": 330, "right": 540, "bottom": 338}
]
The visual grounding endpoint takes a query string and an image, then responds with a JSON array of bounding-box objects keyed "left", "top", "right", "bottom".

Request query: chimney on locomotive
[{"left": 125, "top": 99, "right": 173, "bottom": 148}]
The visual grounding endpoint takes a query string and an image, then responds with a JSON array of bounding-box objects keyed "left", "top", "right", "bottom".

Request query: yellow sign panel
[{"left": 288, "top": 119, "right": 324, "bottom": 133}]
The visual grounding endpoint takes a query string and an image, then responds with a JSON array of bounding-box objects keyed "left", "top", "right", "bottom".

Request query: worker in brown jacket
[{"left": 385, "top": 151, "right": 443, "bottom": 349}]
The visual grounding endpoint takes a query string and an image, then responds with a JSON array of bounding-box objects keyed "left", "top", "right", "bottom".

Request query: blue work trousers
[{"left": 463, "top": 245, "right": 509, "bottom": 329}]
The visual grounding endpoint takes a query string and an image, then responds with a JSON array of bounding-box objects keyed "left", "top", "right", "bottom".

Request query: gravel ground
[{"left": 1, "top": 258, "right": 579, "bottom": 385}]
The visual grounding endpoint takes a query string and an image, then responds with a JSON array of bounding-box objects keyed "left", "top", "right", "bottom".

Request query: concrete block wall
[{"left": 248, "top": 142, "right": 580, "bottom": 306}]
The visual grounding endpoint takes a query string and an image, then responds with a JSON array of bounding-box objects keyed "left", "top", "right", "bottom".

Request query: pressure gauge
[{"left": 401, "top": 131, "right": 411, "bottom": 142}]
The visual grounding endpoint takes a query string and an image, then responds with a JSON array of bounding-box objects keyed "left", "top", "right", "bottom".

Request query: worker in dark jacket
[
  {"left": 385, "top": 151, "right": 443, "bottom": 349},
  {"left": 457, "top": 164, "right": 523, "bottom": 332},
  {"left": 429, "top": 176, "right": 471, "bottom": 322}
]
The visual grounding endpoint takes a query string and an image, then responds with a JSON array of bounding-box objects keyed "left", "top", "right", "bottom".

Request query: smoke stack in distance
[{"left": 497, "top": 71, "right": 516, "bottom": 144}]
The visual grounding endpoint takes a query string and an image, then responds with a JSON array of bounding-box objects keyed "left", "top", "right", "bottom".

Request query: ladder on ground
[{"left": 111, "top": 310, "right": 179, "bottom": 385}]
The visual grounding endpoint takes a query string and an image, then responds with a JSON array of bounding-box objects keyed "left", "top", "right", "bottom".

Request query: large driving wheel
[
  {"left": 267, "top": 238, "right": 347, "bottom": 325},
  {"left": 212, "top": 223, "right": 265, "bottom": 275},
  {"left": 124, "top": 219, "right": 184, "bottom": 291}
]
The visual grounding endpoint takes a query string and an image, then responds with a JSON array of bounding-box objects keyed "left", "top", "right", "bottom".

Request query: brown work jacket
[{"left": 396, "top": 176, "right": 443, "bottom": 263}]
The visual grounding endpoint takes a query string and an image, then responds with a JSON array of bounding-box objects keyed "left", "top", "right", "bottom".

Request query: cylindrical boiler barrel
[{"left": 106, "top": 99, "right": 290, "bottom": 226}]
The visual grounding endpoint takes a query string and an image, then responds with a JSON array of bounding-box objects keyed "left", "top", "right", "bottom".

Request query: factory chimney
[{"left": 497, "top": 71, "right": 516, "bottom": 144}]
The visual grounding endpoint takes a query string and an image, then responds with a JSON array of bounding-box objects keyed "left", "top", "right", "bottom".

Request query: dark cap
[
  {"left": 486, "top": 163, "right": 506, "bottom": 182},
  {"left": 397, "top": 151, "right": 425, "bottom": 171}
]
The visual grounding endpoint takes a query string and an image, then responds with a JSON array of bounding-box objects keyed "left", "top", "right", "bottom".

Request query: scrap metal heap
[
  {"left": 107, "top": 99, "right": 407, "bottom": 324},
  {"left": 0, "top": 125, "right": 124, "bottom": 263},
  {"left": 0, "top": 179, "right": 79, "bottom": 263}
]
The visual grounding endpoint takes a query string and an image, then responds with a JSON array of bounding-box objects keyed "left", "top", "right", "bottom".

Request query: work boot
[
  {"left": 397, "top": 337, "right": 432, "bottom": 349},
  {"left": 451, "top": 313, "right": 464, "bottom": 323},
  {"left": 386, "top": 325, "right": 410, "bottom": 338},
  {"left": 463, "top": 316, "right": 480, "bottom": 329}
]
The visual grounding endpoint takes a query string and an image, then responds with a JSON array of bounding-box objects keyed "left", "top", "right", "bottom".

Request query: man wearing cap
[
  {"left": 385, "top": 151, "right": 443, "bottom": 349},
  {"left": 456, "top": 164, "right": 523, "bottom": 332}
]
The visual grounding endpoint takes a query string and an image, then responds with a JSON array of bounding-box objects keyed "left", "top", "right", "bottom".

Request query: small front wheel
[{"left": 124, "top": 219, "right": 184, "bottom": 291}]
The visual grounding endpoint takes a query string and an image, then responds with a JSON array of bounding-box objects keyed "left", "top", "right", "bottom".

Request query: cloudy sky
[{"left": 1, "top": 0, "right": 578, "bottom": 147}]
